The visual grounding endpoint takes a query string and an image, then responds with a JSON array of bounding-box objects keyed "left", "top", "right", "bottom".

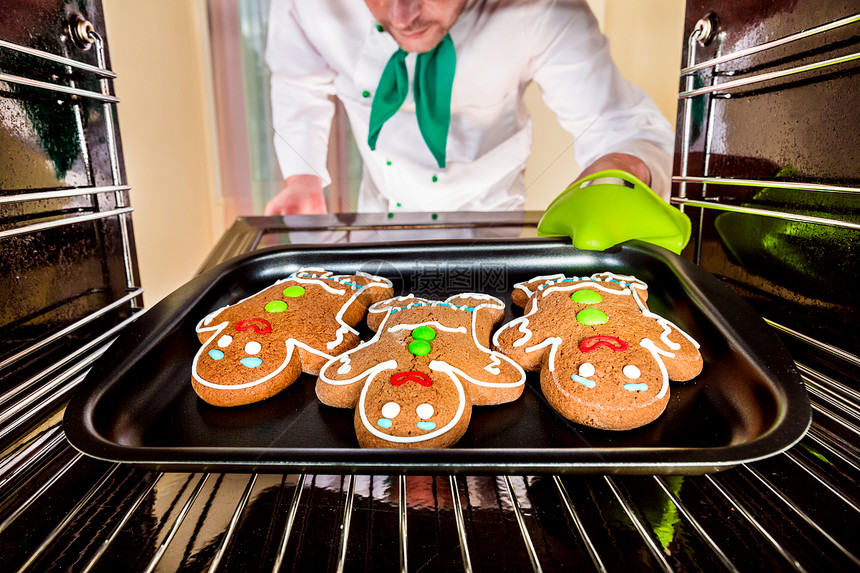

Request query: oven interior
[{"left": 1, "top": 1, "right": 858, "bottom": 571}]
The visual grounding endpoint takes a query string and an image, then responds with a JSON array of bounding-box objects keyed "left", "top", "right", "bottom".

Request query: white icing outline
[
  {"left": 288, "top": 276, "right": 346, "bottom": 296},
  {"left": 542, "top": 281, "right": 632, "bottom": 298},
  {"left": 326, "top": 271, "right": 394, "bottom": 350},
  {"left": 319, "top": 360, "right": 397, "bottom": 386},
  {"left": 464, "top": 296, "right": 525, "bottom": 388},
  {"left": 317, "top": 292, "right": 525, "bottom": 445},
  {"left": 368, "top": 293, "right": 505, "bottom": 315},
  {"left": 193, "top": 268, "right": 392, "bottom": 390},
  {"left": 639, "top": 338, "right": 671, "bottom": 399},
  {"left": 495, "top": 271, "right": 702, "bottom": 407},
  {"left": 367, "top": 294, "right": 420, "bottom": 314},
  {"left": 336, "top": 355, "right": 353, "bottom": 375},
  {"left": 524, "top": 337, "right": 563, "bottom": 371},
  {"left": 484, "top": 354, "right": 502, "bottom": 375},
  {"left": 494, "top": 271, "right": 700, "bottom": 369},
  {"left": 431, "top": 359, "right": 524, "bottom": 389},
  {"left": 357, "top": 361, "right": 466, "bottom": 444},
  {"left": 192, "top": 321, "right": 335, "bottom": 390},
  {"left": 387, "top": 321, "right": 468, "bottom": 335},
  {"left": 322, "top": 295, "right": 525, "bottom": 390},
  {"left": 510, "top": 317, "right": 536, "bottom": 348},
  {"left": 513, "top": 273, "right": 565, "bottom": 299}
]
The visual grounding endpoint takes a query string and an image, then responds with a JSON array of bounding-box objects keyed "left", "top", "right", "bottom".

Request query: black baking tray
[{"left": 64, "top": 239, "right": 811, "bottom": 474}]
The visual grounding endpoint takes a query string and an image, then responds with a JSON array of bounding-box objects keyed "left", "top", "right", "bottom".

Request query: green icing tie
[{"left": 368, "top": 34, "right": 455, "bottom": 169}]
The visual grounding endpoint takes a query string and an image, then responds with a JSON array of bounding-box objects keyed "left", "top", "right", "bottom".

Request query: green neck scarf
[{"left": 367, "top": 34, "right": 456, "bottom": 169}]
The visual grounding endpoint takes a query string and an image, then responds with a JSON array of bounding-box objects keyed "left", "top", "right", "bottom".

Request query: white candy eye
[
  {"left": 578, "top": 363, "right": 596, "bottom": 378},
  {"left": 415, "top": 403, "right": 434, "bottom": 420},
  {"left": 244, "top": 341, "right": 262, "bottom": 355},
  {"left": 217, "top": 335, "right": 233, "bottom": 348},
  {"left": 381, "top": 402, "right": 401, "bottom": 419},
  {"left": 623, "top": 365, "right": 641, "bottom": 379}
]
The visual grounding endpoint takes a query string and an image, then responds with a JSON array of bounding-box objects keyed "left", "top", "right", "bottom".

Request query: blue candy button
[
  {"left": 208, "top": 349, "right": 225, "bottom": 360},
  {"left": 240, "top": 357, "right": 263, "bottom": 368},
  {"left": 570, "top": 373, "right": 595, "bottom": 388},
  {"left": 416, "top": 421, "right": 436, "bottom": 431},
  {"left": 624, "top": 383, "right": 649, "bottom": 392}
]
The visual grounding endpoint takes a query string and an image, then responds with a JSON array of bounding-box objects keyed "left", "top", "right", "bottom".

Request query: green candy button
[
  {"left": 576, "top": 308, "right": 608, "bottom": 326},
  {"left": 571, "top": 290, "right": 603, "bottom": 305},
  {"left": 412, "top": 325, "right": 436, "bottom": 341},
  {"left": 283, "top": 285, "right": 306, "bottom": 297},
  {"left": 265, "top": 300, "right": 288, "bottom": 313},
  {"left": 408, "top": 340, "right": 432, "bottom": 356}
]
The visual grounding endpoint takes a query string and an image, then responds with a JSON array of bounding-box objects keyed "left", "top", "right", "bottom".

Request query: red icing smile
[
  {"left": 390, "top": 371, "right": 433, "bottom": 387},
  {"left": 579, "top": 335, "right": 629, "bottom": 353},
  {"left": 236, "top": 318, "right": 272, "bottom": 335}
]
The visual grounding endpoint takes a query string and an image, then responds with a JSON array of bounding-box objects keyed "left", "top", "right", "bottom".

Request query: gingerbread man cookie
[
  {"left": 316, "top": 294, "right": 526, "bottom": 448},
  {"left": 192, "top": 268, "right": 393, "bottom": 407},
  {"left": 493, "top": 272, "right": 703, "bottom": 430}
]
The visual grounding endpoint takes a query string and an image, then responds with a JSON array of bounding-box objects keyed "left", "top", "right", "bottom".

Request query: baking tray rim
[
  {"left": 63, "top": 238, "right": 813, "bottom": 475},
  {"left": 65, "top": 421, "right": 812, "bottom": 475}
]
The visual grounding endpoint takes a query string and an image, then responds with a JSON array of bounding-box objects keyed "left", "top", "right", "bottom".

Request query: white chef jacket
[{"left": 266, "top": 0, "right": 675, "bottom": 213}]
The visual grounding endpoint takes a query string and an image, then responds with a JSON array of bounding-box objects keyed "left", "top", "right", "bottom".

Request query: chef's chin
[{"left": 392, "top": 26, "right": 445, "bottom": 54}]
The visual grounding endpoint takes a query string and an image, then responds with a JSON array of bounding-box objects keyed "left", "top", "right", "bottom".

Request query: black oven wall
[
  {"left": 674, "top": 1, "right": 860, "bottom": 382},
  {"left": 0, "top": 0, "right": 142, "bottom": 438}
]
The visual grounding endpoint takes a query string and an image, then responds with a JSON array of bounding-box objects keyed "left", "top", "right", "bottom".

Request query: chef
[{"left": 263, "top": 0, "right": 675, "bottom": 217}]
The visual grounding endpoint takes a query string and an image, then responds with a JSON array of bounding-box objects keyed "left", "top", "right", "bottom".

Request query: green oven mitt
[{"left": 537, "top": 169, "right": 691, "bottom": 254}]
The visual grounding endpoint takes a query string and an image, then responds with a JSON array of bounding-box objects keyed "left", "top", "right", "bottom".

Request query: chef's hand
[
  {"left": 576, "top": 153, "right": 651, "bottom": 186},
  {"left": 263, "top": 174, "right": 328, "bottom": 216}
]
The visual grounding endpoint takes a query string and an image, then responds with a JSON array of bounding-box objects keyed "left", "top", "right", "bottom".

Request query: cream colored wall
[
  {"left": 523, "top": 0, "right": 685, "bottom": 210},
  {"left": 103, "top": 0, "right": 224, "bottom": 305}
]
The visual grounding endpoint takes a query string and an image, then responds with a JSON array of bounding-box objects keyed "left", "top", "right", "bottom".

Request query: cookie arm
[
  {"left": 492, "top": 294, "right": 558, "bottom": 371},
  {"left": 648, "top": 321, "right": 703, "bottom": 382},
  {"left": 315, "top": 347, "right": 398, "bottom": 408}
]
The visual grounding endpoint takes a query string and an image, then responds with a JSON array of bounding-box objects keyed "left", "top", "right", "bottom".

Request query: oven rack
[
  {"left": 1, "top": 18, "right": 144, "bottom": 489},
  {"left": 0, "top": 371, "right": 856, "bottom": 572},
  {"left": 0, "top": 18, "right": 140, "bottom": 310},
  {"left": 671, "top": 10, "right": 860, "bottom": 367},
  {"left": 673, "top": 11, "right": 860, "bottom": 230}
]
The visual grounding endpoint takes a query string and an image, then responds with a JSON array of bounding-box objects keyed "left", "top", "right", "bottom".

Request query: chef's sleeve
[
  {"left": 528, "top": 0, "right": 674, "bottom": 199},
  {"left": 265, "top": 0, "right": 336, "bottom": 185}
]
